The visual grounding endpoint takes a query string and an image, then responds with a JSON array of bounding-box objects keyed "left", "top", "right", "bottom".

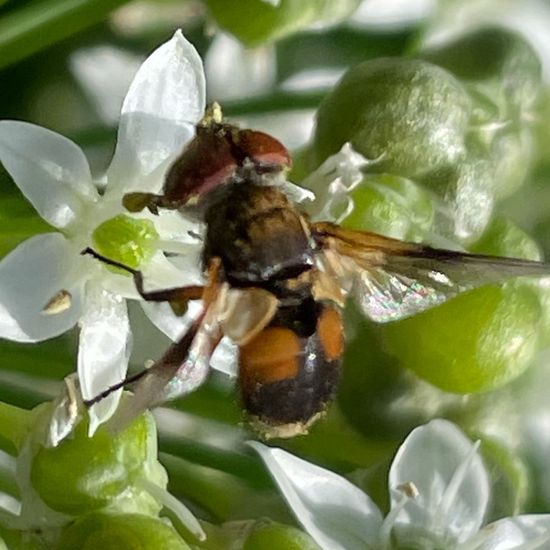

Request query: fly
[{"left": 83, "top": 103, "right": 550, "bottom": 439}]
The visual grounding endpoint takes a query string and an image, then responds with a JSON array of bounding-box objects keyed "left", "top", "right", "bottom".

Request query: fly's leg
[
  {"left": 83, "top": 310, "right": 205, "bottom": 408},
  {"left": 82, "top": 257, "right": 224, "bottom": 413},
  {"left": 81, "top": 247, "right": 204, "bottom": 312}
]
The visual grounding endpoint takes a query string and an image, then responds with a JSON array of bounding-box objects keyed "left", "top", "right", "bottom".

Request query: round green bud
[
  {"left": 473, "top": 216, "right": 550, "bottom": 347},
  {"left": 421, "top": 27, "right": 542, "bottom": 114},
  {"left": 92, "top": 214, "right": 159, "bottom": 271},
  {"left": 55, "top": 513, "right": 190, "bottom": 550},
  {"left": 313, "top": 58, "right": 471, "bottom": 179},
  {"left": 378, "top": 283, "right": 541, "bottom": 393},
  {"left": 489, "top": 127, "right": 534, "bottom": 200},
  {"left": 31, "top": 412, "right": 163, "bottom": 516},
  {"left": 244, "top": 522, "right": 319, "bottom": 550},
  {"left": 205, "top": 0, "right": 360, "bottom": 47},
  {"left": 471, "top": 216, "right": 542, "bottom": 261},
  {"left": 378, "top": 217, "right": 542, "bottom": 393},
  {"left": 342, "top": 174, "right": 434, "bottom": 241},
  {"left": 426, "top": 155, "right": 495, "bottom": 245}
]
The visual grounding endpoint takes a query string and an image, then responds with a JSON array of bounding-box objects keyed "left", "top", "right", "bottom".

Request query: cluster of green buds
[
  {"left": 303, "top": 27, "right": 548, "bottom": 416},
  {"left": 0, "top": 399, "right": 197, "bottom": 549},
  {"left": 0, "top": 397, "right": 319, "bottom": 548}
]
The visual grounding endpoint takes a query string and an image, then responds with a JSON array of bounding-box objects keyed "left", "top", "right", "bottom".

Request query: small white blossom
[
  {"left": 302, "top": 142, "right": 372, "bottom": 223},
  {"left": 0, "top": 30, "right": 206, "bottom": 435},
  {"left": 250, "top": 419, "right": 550, "bottom": 549}
]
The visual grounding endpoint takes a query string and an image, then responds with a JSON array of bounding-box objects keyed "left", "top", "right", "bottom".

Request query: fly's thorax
[{"left": 203, "top": 183, "right": 315, "bottom": 283}]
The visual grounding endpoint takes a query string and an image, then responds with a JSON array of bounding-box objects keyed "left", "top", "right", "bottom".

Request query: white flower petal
[
  {"left": 0, "top": 121, "right": 97, "bottom": 228},
  {"left": 302, "top": 143, "right": 369, "bottom": 222},
  {"left": 78, "top": 283, "right": 131, "bottom": 435},
  {"left": 136, "top": 478, "right": 206, "bottom": 541},
  {"left": 0, "top": 234, "right": 84, "bottom": 342},
  {"left": 389, "top": 419, "right": 489, "bottom": 545},
  {"left": 140, "top": 300, "right": 202, "bottom": 342},
  {"left": 154, "top": 209, "right": 203, "bottom": 245},
  {"left": 249, "top": 442, "right": 383, "bottom": 550},
  {"left": 144, "top": 251, "right": 202, "bottom": 289},
  {"left": 475, "top": 515, "right": 550, "bottom": 550},
  {"left": 100, "top": 271, "right": 140, "bottom": 300},
  {"left": 282, "top": 181, "right": 315, "bottom": 204},
  {"left": 107, "top": 30, "right": 205, "bottom": 192},
  {"left": 46, "top": 374, "right": 82, "bottom": 448}
]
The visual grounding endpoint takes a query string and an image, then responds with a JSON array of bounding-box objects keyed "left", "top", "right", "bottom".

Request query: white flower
[
  {"left": 0, "top": 30, "right": 206, "bottom": 436},
  {"left": 250, "top": 419, "right": 550, "bottom": 549}
]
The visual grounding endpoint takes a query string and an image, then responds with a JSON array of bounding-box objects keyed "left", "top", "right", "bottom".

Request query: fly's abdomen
[{"left": 238, "top": 304, "right": 344, "bottom": 438}]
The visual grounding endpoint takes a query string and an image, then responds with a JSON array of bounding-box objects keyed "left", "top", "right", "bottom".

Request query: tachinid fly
[{"left": 84, "top": 103, "right": 550, "bottom": 439}]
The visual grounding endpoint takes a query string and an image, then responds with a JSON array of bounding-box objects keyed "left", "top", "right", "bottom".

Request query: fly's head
[{"left": 123, "top": 103, "right": 291, "bottom": 216}]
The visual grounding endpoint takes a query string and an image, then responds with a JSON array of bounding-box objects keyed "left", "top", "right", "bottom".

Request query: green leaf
[
  {"left": 204, "top": 0, "right": 361, "bottom": 47},
  {"left": 0, "top": 0, "right": 131, "bottom": 70}
]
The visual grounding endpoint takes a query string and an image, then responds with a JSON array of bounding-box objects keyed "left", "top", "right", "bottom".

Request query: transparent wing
[
  {"left": 108, "top": 303, "right": 219, "bottom": 431},
  {"left": 312, "top": 221, "right": 550, "bottom": 323}
]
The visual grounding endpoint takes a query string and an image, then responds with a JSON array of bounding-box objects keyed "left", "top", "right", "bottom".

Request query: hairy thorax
[{"left": 203, "top": 183, "right": 314, "bottom": 285}]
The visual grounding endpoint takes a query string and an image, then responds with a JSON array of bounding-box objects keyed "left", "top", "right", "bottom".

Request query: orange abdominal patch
[
  {"left": 239, "top": 327, "right": 301, "bottom": 386},
  {"left": 317, "top": 307, "right": 344, "bottom": 361}
]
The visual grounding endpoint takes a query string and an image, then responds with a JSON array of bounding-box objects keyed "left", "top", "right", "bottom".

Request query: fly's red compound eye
[
  {"left": 236, "top": 129, "right": 292, "bottom": 171},
  {"left": 162, "top": 125, "right": 238, "bottom": 205}
]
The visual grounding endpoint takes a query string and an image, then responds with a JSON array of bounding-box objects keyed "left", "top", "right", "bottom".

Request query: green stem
[
  {"left": 223, "top": 90, "right": 326, "bottom": 116},
  {"left": 0, "top": 0, "right": 131, "bottom": 70},
  {"left": 161, "top": 453, "right": 290, "bottom": 524},
  {"left": 159, "top": 434, "right": 270, "bottom": 490}
]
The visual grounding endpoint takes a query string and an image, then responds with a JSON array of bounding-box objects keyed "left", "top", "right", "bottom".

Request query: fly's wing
[
  {"left": 106, "top": 284, "right": 278, "bottom": 432},
  {"left": 311, "top": 221, "right": 550, "bottom": 323},
  {"left": 107, "top": 303, "right": 219, "bottom": 432}
]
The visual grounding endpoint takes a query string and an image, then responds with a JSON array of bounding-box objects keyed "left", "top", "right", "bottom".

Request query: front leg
[{"left": 81, "top": 247, "right": 204, "bottom": 308}]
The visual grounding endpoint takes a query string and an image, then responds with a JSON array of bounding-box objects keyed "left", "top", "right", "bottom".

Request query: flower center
[{"left": 92, "top": 214, "right": 159, "bottom": 271}]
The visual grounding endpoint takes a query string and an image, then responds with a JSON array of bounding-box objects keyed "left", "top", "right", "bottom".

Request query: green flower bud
[
  {"left": 92, "top": 214, "right": 159, "bottom": 271},
  {"left": 313, "top": 58, "right": 471, "bottom": 179},
  {"left": 421, "top": 27, "right": 542, "bottom": 114},
  {"left": 30, "top": 410, "right": 165, "bottom": 516},
  {"left": 378, "top": 217, "right": 543, "bottom": 393},
  {"left": 471, "top": 216, "right": 542, "bottom": 261},
  {"left": 378, "top": 283, "right": 541, "bottom": 393},
  {"left": 205, "top": 0, "right": 361, "bottom": 47},
  {"left": 473, "top": 216, "right": 550, "bottom": 347},
  {"left": 489, "top": 127, "right": 534, "bottom": 200},
  {"left": 427, "top": 155, "right": 495, "bottom": 245},
  {"left": 244, "top": 521, "right": 319, "bottom": 550},
  {"left": 342, "top": 174, "right": 434, "bottom": 241},
  {"left": 55, "top": 512, "right": 190, "bottom": 550}
]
